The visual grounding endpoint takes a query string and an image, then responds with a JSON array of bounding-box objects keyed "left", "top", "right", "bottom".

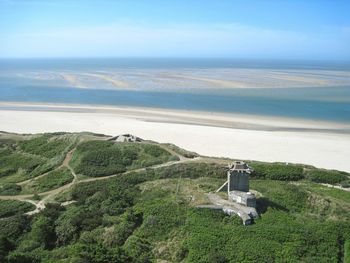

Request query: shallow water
[{"left": 0, "top": 58, "right": 349, "bottom": 122}]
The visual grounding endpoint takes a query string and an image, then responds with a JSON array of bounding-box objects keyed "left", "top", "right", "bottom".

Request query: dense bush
[
  {"left": 250, "top": 180, "right": 308, "bottom": 213},
  {"left": 183, "top": 208, "right": 349, "bottom": 263},
  {"left": 252, "top": 163, "right": 304, "bottom": 181},
  {"left": 143, "top": 144, "right": 168, "bottom": 157},
  {"left": 0, "top": 150, "right": 44, "bottom": 180},
  {"left": 307, "top": 169, "right": 348, "bottom": 184},
  {"left": 1, "top": 133, "right": 350, "bottom": 263},
  {"left": 0, "top": 138, "right": 17, "bottom": 149},
  {"left": 123, "top": 235, "right": 154, "bottom": 263},
  {"left": 71, "top": 140, "right": 175, "bottom": 177},
  {"left": 2, "top": 169, "right": 350, "bottom": 263},
  {"left": 19, "top": 134, "right": 70, "bottom": 159},
  {"left": 0, "top": 216, "right": 30, "bottom": 243},
  {"left": 151, "top": 162, "right": 226, "bottom": 180},
  {"left": 0, "top": 200, "right": 35, "bottom": 218},
  {"left": 345, "top": 240, "right": 350, "bottom": 263},
  {"left": 0, "top": 184, "right": 22, "bottom": 195},
  {"left": 75, "top": 147, "right": 127, "bottom": 176},
  {"left": 135, "top": 200, "right": 186, "bottom": 241}
]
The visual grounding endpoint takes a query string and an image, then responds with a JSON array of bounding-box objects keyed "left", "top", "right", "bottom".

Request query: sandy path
[{"left": 0, "top": 143, "right": 198, "bottom": 215}]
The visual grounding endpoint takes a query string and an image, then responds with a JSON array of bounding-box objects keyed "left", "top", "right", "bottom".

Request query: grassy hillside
[
  {"left": 70, "top": 140, "right": 177, "bottom": 177},
  {"left": 0, "top": 132, "right": 349, "bottom": 263},
  {"left": 0, "top": 133, "right": 77, "bottom": 184},
  {"left": 21, "top": 168, "right": 74, "bottom": 194}
]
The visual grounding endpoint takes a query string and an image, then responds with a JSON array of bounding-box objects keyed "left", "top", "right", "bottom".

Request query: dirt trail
[
  {"left": 81, "top": 156, "right": 201, "bottom": 183},
  {"left": 0, "top": 145, "right": 203, "bottom": 215},
  {"left": 157, "top": 143, "right": 188, "bottom": 162},
  {"left": 17, "top": 149, "right": 76, "bottom": 186},
  {"left": 321, "top": 183, "right": 350, "bottom": 192},
  {"left": 0, "top": 149, "right": 77, "bottom": 214}
]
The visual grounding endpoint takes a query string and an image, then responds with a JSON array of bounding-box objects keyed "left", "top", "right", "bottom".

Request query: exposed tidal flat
[{"left": 1, "top": 59, "right": 350, "bottom": 122}]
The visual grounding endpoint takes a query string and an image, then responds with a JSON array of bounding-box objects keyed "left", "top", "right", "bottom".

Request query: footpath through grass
[{"left": 21, "top": 168, "right": 74, "bottom": 194}]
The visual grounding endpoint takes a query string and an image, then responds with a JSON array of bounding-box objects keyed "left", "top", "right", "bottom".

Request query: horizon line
[{"left": 0, "top": 56, "right": 349, "bottom": 63}]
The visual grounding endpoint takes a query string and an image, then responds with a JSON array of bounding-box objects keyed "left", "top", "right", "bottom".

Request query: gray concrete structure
[
  {"left": 200, "top": 161, "right": 259, "bottom": 225},
  {"left": 198, "top": 193, "right": 258, "bottom": 225},
  {"left": 217, "top": 161, "right": 253, "bottom": 194},
  {"left": 229, "top": 191, "right": 256, "bottom": 207}
]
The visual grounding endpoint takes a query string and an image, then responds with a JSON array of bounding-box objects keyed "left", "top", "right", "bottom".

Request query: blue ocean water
[
  {"left": 1, "top": 58, "right": 349, "bottom": 70},
  {"left": 0, "top": 58, "right": 350, "bottom": 123}
]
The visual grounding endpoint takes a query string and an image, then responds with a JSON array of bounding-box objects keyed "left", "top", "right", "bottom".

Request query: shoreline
[
  {"left": 1, "top": 101, "right": 350, "bottom": 134},
  {"left": 1, "top": 101, "right": 350, "bottom": 172}
]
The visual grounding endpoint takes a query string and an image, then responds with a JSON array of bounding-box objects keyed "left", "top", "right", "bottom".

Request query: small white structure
[{"left": 113, "top": 134, "right": 143, "bottom": 143}]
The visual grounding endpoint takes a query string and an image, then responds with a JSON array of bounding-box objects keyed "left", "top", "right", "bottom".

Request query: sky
[{"left": 0, "top": 0, "right": 349, "bottom": 60}]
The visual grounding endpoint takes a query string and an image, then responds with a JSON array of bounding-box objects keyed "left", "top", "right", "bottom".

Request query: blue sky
[{"left": 0, "top": 0, "right": 349, "bottom": 59}]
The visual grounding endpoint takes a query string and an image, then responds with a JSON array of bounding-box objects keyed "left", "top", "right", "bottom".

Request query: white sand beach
[{"left": 1, "top": 102, "right": 350, "bottom": 172}]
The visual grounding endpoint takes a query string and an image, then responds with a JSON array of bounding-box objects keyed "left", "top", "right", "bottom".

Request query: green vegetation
[
  {"left": 0, "top": 134, "right": 77, "bottom": 185},
  {"left": 251, "top": 162, "right": 304, "bottom": 181},
  {"left": 18, "top": 134, "right": 70, "bottom": 159},
  {"left": 0, "top": 132, "right": 350, "bottom": 262},
  {"left": 70, "top": 140, "right": 177, "bottom": 177},
  {"left": 345, "top": 240, "right": 350, "bottom": 263},
  {"left": 162, "top": 143, "right": 199, "bottom": 158},
  {"left": 302, "top": 182, "right": 350, "bottom": 204},
  {"left": 250, "top": 180, "right": 308, "bottom": 213},
  {"left": 0, "top": 200, "right": 35, "bottom": 218},
  {"left": 0, "top": 183, "right": 22, "bottom": 195},
  {"left": 307, "top": 169, "right": 349, "bottom": 184},
  {"left": 22, "top": 168, "right": 74, "bottom": 194},
  {"left": 250, "top": 162, "right": 350, "bottom": 187},
  {"left": 0, "top": 149, "right": 45, "bottom": 183}
]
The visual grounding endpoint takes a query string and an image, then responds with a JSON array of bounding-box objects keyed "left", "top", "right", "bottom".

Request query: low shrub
[
  {"left": 19, "top": 135, "right": 69, "bottom": 159},
  {"left": 0, "top": 200, "right": 35, "bottom": 218},
  {"left": 26, "top": 168, "right": 74, "bottom": 193},
  {"left": 251, "top": 163, "right": 304, "bottom": 181},
  {"left": 71, "top": 141, "right": 174, "bottom": 177},
  {"left": 307, "top": 169, "right": 348, "bottom": 184},
  {"left": 0, "top": 184, "right": 22, "bottom": 195}
]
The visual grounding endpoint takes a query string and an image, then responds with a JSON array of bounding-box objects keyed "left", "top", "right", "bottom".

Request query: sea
[{"left": 0, "top": 58, "right": 349, "bottom": 123}]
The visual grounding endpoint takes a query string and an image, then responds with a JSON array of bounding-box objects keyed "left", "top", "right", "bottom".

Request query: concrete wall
[{"left": 228, "top": 171, "right": 249, "bottom": 192}]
